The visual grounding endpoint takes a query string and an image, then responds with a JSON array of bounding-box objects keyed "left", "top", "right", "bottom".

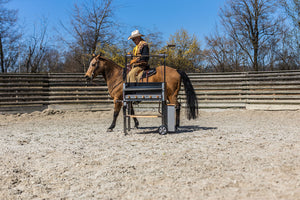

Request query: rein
[
  {"left": 87, "top": 76, "right": 123, "bottom": 97},
  {"left": 93, "top": 60, "right": 124, "bottom": 95},
  {"left": 107, "top": 66, "right": 124, "bottom": 94}
]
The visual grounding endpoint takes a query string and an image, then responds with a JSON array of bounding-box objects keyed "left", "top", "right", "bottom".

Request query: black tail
[{"left": 177, "top": 70, "right": 198, "bottom": 120}]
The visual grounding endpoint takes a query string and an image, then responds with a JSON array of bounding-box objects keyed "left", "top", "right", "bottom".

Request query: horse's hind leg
[
  {"left": 176, "top": 103, "right": 181, "bottom": 128},
  {"left": 172, "top": 97, "right": 181, "bottom": 129},
  {"left": 107, "top": 101, "right": 122, "bottom": 132},
  {"left": 168, "top": 95, "right": 181, "bottom": 129}
]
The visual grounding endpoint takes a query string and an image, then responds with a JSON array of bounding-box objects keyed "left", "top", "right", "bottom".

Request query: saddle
[
  {"left": 125, "top": 64, "right": 157, "bottom": 83},
  {"left": 139, "top": 68, "right": 157, "bottom": 82}
]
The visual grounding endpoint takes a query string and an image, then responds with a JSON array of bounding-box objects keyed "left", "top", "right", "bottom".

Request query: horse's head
[{"left": 85, "top": 55, "right": 105, "bottom": 81}]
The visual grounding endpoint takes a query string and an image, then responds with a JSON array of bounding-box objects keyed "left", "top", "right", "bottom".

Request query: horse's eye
[{"left": 92, "top": 64, "right": 96, "bottom": 67}]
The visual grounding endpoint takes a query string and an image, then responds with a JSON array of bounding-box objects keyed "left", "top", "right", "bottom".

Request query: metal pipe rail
[{"left": 123, "top": 54, "right": 169, "bottom": 135}]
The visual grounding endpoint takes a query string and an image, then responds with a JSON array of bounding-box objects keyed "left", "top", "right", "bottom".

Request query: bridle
[{"left": 91, "top": 59, "right": 100, "bottom": 79}]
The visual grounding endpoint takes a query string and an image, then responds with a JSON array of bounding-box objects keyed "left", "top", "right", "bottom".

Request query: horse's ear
[
  {"left": 97, "top": 52, "right": 105, "bottom": 60},
  {"left": 94, "top": 54, "right": 101, "bottom": 60},
  {"left": 92, "top": 53, "right": 101, "bottom": 59}
]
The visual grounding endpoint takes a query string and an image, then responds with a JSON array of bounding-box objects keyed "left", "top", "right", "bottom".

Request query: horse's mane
[{"left": 99, "top": 56, "right": 123, "bottom": 70}]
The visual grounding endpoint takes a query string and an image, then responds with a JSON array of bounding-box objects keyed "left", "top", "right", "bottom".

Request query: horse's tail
[{"left": 177, "top": 70, "right": 198, "bottom": 120}]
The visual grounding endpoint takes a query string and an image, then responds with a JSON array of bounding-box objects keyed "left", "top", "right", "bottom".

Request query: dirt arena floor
[{"left": 0, "top": 108, "right": 299, "bottom": 200}]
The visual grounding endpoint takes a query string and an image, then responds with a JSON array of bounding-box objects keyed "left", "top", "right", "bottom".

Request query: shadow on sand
[{"left": 135, "top": 125, "right": 217, "bottom": 135}]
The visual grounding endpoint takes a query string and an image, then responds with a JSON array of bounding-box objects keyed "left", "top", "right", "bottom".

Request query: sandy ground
[{"left": 0, "top": 108, "right": 299, "bottom": 200}]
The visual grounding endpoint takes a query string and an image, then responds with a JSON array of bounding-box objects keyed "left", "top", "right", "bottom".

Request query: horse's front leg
[
  {"left": 130, "top": 103, "right": 139, "bottom": 129},
  {"left": 107, "top": 101, "right": 122, "bottom": 132}
]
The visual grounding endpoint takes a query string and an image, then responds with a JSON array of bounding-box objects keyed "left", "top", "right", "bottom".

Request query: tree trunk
[
  {"left": 253, "top": 0, "right": 259, "bottom": 71},
  {"left": 0, "top": 37, "right": 4, "bottom": 73},
  {"left": 253, "top": 43, "right": 259, "bottom": 71}
]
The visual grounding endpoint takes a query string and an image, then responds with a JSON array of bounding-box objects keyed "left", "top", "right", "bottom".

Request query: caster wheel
[{"left": 158, "top": 125, "right": 168, "bottom": 135}]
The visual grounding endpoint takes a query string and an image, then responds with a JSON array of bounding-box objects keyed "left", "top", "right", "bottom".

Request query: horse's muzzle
[{"left": 85, "top": 75, "right": 92, "bottom": 82}]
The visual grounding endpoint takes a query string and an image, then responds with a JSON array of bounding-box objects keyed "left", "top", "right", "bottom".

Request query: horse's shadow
[{"left": 135, "top": 125, "right": 217, "bottom": 135}]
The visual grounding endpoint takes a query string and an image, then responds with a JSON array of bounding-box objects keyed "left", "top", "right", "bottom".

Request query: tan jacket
[{"left": 130, "top": 40, "right": 149, "bottom": 69}]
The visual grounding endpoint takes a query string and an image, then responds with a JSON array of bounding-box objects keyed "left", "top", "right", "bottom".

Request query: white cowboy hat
[{"left": 128, "top": 30, "right": 144, "bottom": 40}]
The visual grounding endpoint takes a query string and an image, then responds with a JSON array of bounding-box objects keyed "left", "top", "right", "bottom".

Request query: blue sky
[{"left": 7, "top": 0, "right": 227, "bottom": 44}]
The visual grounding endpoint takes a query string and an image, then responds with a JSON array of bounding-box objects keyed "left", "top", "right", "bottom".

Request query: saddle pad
[{"left": 140, "top": 68, "right": 157, "bottom": 79}]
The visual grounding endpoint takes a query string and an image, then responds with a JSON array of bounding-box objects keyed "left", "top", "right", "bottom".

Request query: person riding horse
[{"left": 127, "top": 30, "right": 150, "bottom": 82}]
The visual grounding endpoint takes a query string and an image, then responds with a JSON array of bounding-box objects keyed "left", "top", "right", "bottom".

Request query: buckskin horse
[{"left": 84, "top": 55, "right": 198, "bottom": 132}]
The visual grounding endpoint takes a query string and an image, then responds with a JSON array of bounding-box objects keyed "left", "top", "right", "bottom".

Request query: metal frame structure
[{"left": 123, "top": 54, "right": 172, "bottom": 135}]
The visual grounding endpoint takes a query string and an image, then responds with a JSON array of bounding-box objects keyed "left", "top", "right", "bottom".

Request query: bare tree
[
  {"left": 63, "top": 46, "right": 86, "bottom": 73},
  {"left": 220, "top": 0, "right": 281, "bottom": 71},
  {"left": 0, "top": 0, "right": 22, "bottom": 73},
  {"left": 21, "top": 20, "right": 49, "bottom": 73},
  {"left": 270, "top": 23, "right": 300, "bottom": 70},
  {"left": 279, "top": 0, "right": 300, "bottom": 67},
  {"left": 61, "top": 0, "right": 115, "bottom": 72},
  {"left": 280, "top": 0, "right": 300, "bottom": 31},
  {"left": 39, "top": 48, "right": 63, "bottom": 72},
  {"left": 205, "top": 26, "right": 248, "bottom": 72}
]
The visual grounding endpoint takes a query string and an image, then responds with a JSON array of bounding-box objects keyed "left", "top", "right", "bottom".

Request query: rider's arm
[{"left": 140, "top": 45, "right": 149, "bottom": 62}]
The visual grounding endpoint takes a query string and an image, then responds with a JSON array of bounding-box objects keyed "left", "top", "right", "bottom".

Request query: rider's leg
[{"left": 127, "top": 67, "right": 142, "bottom": 82}]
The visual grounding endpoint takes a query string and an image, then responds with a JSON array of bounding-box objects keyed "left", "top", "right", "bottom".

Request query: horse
[{"left": 84, "top": 55, "right": 198, "bottom": 132}]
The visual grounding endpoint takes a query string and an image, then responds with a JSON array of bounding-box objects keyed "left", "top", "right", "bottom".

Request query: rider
[{"left": 127, "top": 30, "right": 150, "bottom": 82}]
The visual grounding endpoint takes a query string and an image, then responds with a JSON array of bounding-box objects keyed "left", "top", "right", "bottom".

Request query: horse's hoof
[
  {"left": 134, "top": 122, "right": 139, "bottom": 129},
  {"left": 107, "top": 128, "right": 113, "bottom": 132}
]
